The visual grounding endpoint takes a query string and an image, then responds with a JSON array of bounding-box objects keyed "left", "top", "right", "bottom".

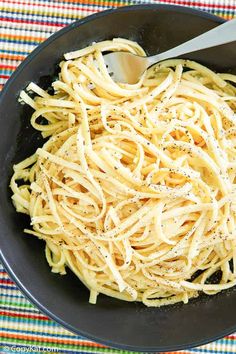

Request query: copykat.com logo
[{"left": 1, "top": 345, "right": 59, "bottom": 353}]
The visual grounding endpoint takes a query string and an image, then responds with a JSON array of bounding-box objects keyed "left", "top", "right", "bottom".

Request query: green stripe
[{"left": 0, "top": 300, "right": 35, "bottom": 309}]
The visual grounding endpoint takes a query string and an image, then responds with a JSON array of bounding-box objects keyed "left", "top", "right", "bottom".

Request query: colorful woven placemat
[{"left": 1, "top": 0, "right": 236, "bottom": 353}]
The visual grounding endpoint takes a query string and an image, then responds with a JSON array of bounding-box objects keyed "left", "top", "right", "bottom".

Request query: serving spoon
[{"left": 103, "top": 18, "right": 236, "bottom": 84}]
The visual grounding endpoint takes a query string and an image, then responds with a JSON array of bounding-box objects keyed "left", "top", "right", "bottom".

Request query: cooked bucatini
[{"left": 11, "top": 38, "right": 236, "bottom": 307}]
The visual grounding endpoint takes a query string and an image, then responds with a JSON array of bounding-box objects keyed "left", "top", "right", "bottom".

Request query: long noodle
[{"left": 11, "top": 38, "right": 236, "bottom": 307}]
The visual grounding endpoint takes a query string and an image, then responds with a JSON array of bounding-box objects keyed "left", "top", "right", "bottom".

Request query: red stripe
[
  {"left": 0, "top": 279, "right": 15, "bottom": 285},
  {"left": 1, "top": 310, "right": 49, "bottom": 321},
  {"left": 0, "top": 74, "right": 10, "bottom": 79},
  {"left": 227, "top": 335, "right": 236, "bottom": 339},
  {"left": 0, "top": 64, "right": 17, "bottom": 70}
]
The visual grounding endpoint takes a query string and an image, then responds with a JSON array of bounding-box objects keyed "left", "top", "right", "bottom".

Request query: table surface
[{"left": 0, "top": 0, "right": 236, "bottom": 353}]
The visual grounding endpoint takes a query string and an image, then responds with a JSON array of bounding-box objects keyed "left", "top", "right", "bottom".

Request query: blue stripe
[
  {"left": 1, "top": 292, "right": 30, "bottom": 299},
  {"left": 0, "top": 284, "right": 19, "bottom": 291},
  {"left": 0, "top": 48, "right": 29, "bottom": 55},
  {"left": 0, "top": 70, "right": 14, "bottom": 76},
  {"left": 0, "top": 26, "right": 51, "bottom": 35},
  {"left": 1, "top": 306, "right": 40, "bottom": 314},
  {"left": 0, "top": 38, "right": 40, "bottom": 46},
  {"left": 190, "top": 348, "right": 232, "bottom": 354}
]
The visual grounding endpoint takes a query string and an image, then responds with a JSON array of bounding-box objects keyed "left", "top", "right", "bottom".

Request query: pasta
[{"left": 11, "top": 38, "right": 236, "bottom": 307}]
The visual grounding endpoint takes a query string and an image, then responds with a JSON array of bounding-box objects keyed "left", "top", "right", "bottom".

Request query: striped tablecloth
[{"left": 0, "top": 1, "right": 236, "bottom": 353}]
